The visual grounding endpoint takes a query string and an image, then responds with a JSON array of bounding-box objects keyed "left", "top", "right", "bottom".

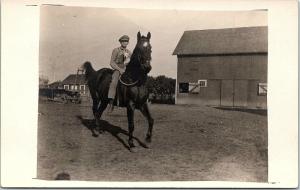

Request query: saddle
[{"left": 112, "top": 73, "right": 139, "bottom": 107}]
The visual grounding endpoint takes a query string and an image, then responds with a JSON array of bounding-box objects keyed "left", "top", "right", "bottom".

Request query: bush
[{"left": 146, "top": 75, "right": 176, "bottom": 104}]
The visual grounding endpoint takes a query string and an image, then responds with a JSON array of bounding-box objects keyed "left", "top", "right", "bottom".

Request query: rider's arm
[
  {"left": 124, "top": 50, "right": 132, "bottom": 66},
  {"left": 110, "top": 48, "right": 125, "bottom": 73}
]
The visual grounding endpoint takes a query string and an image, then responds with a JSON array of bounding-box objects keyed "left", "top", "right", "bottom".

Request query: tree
[
  {"left": 39, "top": 76, "right": 49, "bottom": 85},
  {"left": 146, "top": 75, "right": 176, "bottom": 103},
  {"left": 146, "top": 76, "right": 156, "bottom": 94},
  {"left": 155, "top": 75, "right": 175, "bottom": 96}
]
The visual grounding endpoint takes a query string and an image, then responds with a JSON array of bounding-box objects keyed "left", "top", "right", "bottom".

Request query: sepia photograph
[
  {"left": 2, "top": 0, "right": 299, "bottom": 187},
  {"left": 37, "top": 6, "right": 268, "bottom": 182}
]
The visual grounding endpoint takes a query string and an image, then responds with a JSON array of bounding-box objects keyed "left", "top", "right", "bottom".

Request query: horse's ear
[
  {"left": 147, "top": 32, "right": 151, "bottom": 40},
  {"left": 137, "top": 31, "right": 141, "bottom": 41}
]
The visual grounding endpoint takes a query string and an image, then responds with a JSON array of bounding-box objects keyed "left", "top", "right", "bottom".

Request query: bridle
[{"left": 118, "top": 38, "right": 151, "bottom": 87}]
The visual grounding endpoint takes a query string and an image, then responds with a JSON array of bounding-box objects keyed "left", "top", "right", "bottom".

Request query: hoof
[
  {"left": 145, "top": 136, "right": 152, "bottom": 143},
  {"left": 130, "top": 147, "right": 138, "bottom": 153},
  {"left": 95, "top": 126, "right": 105, "bottom": 134},
  {"left": 95, "top": 125, "right": 100, "bottom": 131},
  {"left": 95, "top": 119, "right": 100, "bottom": 126},
  {"left": 143, "top": 143, "right": 151, "bottom": 149},
  {"left": 128, "top": 140, "right": 135, "bottom": 148}
]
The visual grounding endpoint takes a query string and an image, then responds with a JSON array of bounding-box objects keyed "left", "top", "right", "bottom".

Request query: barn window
[
  {"left": 198, "top": 80, "right": 207, "bottom": 87},
  {"left": 189, "top": 82, "right": 200, "bottom": 94},
  {"left": 74, "top": 85, "right": 78, "bottom": 90},
  {"left": 64, "top": 85, "right": 69, "bottom": 90},
  {"left": 258, "top": 83, "right": 267, "bottom": 96},
  {"left": 179, "top": 83, "right": 189, "bottom": 93}
]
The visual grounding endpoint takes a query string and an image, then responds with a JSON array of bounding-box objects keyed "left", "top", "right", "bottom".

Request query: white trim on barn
[
  {"left": 198, "top": 80, "right": 207, "bottom": 87},
  {"left": 258, "top": 83, "right": 267, "bottom": 96}
]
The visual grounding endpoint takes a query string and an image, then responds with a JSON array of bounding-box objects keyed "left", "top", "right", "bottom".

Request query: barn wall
[
  {"left": 247, "top": 80, "right": 267, "bottom": 108},
  {"left": 176, "top": 54, "right": 267, "bottom": 109},
  {"left": 177, "top": 54, "right": 267, "bottom": 81}
]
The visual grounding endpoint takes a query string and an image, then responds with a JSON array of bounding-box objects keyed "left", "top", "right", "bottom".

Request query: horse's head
[{"left": 135, "top": 31, "right": 152, "bottom": 74}]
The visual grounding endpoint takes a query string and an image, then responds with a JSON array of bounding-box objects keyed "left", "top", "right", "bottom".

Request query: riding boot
[{"left": 107, "top": 99, "right": 114, "bottom": 113}]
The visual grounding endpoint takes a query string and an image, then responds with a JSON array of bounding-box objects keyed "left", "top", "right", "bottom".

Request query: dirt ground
[{"left": 37, "top": 101, "right": 267, "bottom": 182}]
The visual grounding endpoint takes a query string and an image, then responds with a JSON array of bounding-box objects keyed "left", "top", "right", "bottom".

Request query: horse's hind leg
[
  {"left": 91, "top": 101, "right": 100, "bottom": 127},
  {"left": 140, "top": 102, "right": 154, "bottom": 143},
  {"left": 97, "top": 100, "right": 108, "bottom": 117},
  {"left": 95, "top": 101, "right": 108, "bottom": 132},
  {"left": 88, "top": 97, "right": 101, "bottom": 136},
  {"left": 127, "top": 101, "right": 136, "bottom": 149},
  {"left": 90, "top": 91, "right": 100, "bottom": 125}
]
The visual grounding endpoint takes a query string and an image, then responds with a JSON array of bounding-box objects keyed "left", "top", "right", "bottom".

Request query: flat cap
[{"left": 119, "top": 35, "right": 130, "bottom": 42}]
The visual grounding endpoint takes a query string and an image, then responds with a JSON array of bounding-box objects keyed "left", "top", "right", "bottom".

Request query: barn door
[
  {"left": 233, "top": 80, "right": 248, "bottom": 107},
  {"left": 221, "top": 80, "right": 233, "bottom": 106}
]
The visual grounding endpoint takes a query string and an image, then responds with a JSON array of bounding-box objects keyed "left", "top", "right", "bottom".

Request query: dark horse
[{"left": 82, "top": 32, "right": 154, "bottom": 151}]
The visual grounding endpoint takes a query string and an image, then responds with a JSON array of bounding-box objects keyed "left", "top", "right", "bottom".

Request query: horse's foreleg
[
  {"left": 127, "top": 102, "right": 135, "bottom": 148},
  {"left": 140, "top": 102, "right": 154, "bottom": 143}
]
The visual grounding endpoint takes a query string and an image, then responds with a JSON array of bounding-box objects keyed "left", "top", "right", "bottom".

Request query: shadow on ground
[
  {"left": 213, "top": 107, "right": 267, "bottom": 116},
  {"left": 76, "top": 115, "right": 148, "bottom": 151}
]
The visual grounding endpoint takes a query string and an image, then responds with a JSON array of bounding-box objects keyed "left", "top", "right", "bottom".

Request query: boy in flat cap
[{"left": 107, "top": 35, "right": 132, "bottom": 112}]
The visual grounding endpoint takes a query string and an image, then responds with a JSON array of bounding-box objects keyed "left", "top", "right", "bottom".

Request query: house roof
[
  {"left": 61, "top": 74, "right": 86, "bottom": 85},
  {"left": 48, "top": 81, "right": 62, "bottom": 88},
  {"left": 173, "top": 26, "right": 267, "bottom": 55}
]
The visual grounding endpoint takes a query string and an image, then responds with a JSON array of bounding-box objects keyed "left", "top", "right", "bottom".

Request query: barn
[{"left": 173, "top": 26, "right": 267, "bottom": 109}]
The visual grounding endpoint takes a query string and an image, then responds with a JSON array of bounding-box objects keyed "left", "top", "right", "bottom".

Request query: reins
[
  {"left": 119, "top": 74, "right": 139, "bottom": 86},
  {"left": 118, "top": 37, "right": 151, "bottom": 87}
]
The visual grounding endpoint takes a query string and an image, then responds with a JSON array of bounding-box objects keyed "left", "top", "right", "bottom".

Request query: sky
[{"left": 39, "top": 6, "right": 267, "bottom": 83}]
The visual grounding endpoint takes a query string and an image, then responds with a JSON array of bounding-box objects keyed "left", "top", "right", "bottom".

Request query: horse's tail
[{"left": 82, "top": 61, "right": 95, "bottom": 80}]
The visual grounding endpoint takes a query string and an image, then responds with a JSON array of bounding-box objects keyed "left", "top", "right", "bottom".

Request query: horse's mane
[
  {"left": 127, "top": 47, "right": 141, "bottom": 68},
  {"left": 123, "top": 48, "right": 141, "bottom": 82},
  {"left": 124, "top": 42, "right": 151, "bottom": 85}
]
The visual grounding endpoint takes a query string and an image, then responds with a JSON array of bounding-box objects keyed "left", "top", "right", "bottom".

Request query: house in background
[
  {"left": 173, "top": 26, "right": 268, "bottom": 109},
  {"left": 48, "top": 81, "right": 63, "bottom": 89},
  {"left": 61, "top": 74, "right": 89, "bottom": 96}
]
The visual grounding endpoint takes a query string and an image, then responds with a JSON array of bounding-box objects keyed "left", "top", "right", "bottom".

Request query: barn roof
[
  {"left": 173, "top": 26, "right": 267, "bottom": 55},
  {"left": 61, "top": 74, "right": 86, "bottom": 85}
]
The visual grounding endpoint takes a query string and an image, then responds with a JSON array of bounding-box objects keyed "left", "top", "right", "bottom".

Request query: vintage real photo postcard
[
  {"left": 38, "top": 6, "right": 268, "bottom": 182},
  {"left": 1, "top": 0, "right": 298, "bottom": 188}
]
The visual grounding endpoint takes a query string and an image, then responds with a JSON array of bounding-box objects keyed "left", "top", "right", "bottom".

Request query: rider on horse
[
  {"left": 107, "top": 35, "right": 132, "bottom": 112},
  {"left": 83, "top": 32, "right": 153, "bottom": 150}
]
